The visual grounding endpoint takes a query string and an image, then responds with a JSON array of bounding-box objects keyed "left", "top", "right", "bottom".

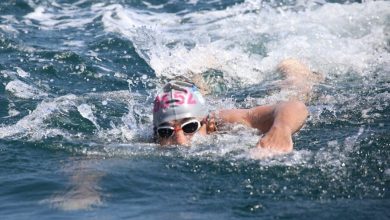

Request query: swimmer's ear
[{"left": 205, "top": 113, "right": 217, "bottom": 134}]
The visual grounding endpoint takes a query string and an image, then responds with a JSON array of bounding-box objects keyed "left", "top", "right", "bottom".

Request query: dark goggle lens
[
  {"left": 157, "top": 128, "right": 174, "bottom": 138},
  {"left": 182, "top": 122, "right": 200, "bottom": 133}
]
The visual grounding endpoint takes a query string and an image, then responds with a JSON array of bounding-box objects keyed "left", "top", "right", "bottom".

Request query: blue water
[{"left": 0, "top": 0, "right": 389, "bottom": 219}]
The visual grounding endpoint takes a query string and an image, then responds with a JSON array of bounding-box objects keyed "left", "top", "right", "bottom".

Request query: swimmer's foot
[{"left": 277, "top": 59, "right": 324, "bottom": 101}]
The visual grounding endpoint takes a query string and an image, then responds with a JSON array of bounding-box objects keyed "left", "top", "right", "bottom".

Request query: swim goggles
[{"left": 157, "top": 119, "right": 202, "bottom": 138}]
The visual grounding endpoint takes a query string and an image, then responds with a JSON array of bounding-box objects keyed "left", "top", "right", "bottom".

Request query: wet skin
[
  {"left": 157, "top": 100, "right": 308, "bottom": 153},
  {"left": 156, "top": 59, "right": 318, "bottom": 153}
]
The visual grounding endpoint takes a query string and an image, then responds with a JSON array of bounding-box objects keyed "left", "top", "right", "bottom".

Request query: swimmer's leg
[{"left": 277, "top": 59, "right": 323, "bottom": 102}]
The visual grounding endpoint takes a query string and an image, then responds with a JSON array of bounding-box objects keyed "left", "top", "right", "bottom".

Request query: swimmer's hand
[
  {"left": 257, "top": 125, "right": 293, "bottom": 153},
  {"left": 249, "top": 125, "right": 293, "bottom": 159},
  {"left": 217, "top": 101, "right": 307, "bottom": 155}
]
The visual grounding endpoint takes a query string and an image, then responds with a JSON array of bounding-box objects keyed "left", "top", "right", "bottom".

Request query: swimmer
[
  {"left": 153, "top": 59, "right": 319, "bottom": 154},
  {"left": 47, "top": 59, "right": 317, "bottom": 210}
]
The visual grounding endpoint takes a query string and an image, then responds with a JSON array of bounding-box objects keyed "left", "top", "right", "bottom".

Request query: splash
[
  {"left": 0, "top": 91, "right": 152, "bottom": 144},
  {"left": 98, "top": 0, "right": 390, "bottom": 83},
  {"left": 1, "top": 0, "right": 387, "bottom": 164},
  {"left": 5, "top": 79, "right": 48, "bottom": 99},
  {"left": 19, "top": 0, "right": 389, "bottom": 85}
]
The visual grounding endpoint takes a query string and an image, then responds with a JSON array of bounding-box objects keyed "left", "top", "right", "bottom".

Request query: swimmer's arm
[
  {"left": 216, "top": 100, "right": 308, "bottom": 152},
  {"left": 48, "top": 158, "right": 103, "bottom": 210}
]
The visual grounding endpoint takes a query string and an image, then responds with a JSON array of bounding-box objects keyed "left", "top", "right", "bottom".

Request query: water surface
[{"left": 0, "top": 0, "right": 389, "bottom": 219}]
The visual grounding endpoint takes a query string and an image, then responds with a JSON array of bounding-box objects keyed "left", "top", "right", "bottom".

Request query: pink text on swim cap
[{"left": 153, "top": 90, "right": 197, "bottom": 112}]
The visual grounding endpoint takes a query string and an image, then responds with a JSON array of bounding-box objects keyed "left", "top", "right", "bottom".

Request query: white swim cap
[{"left": 153, "top": 80, "right": 207, "bottom": 127}]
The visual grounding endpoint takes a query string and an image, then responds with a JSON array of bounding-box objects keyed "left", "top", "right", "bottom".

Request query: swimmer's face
[{"left": 156, "top": 117, "right": 207, "bottom": 146}]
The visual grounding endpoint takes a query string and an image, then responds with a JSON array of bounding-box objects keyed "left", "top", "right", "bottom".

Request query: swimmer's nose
[{"left": 173, "top": 130, "right": 189, "bottom": 145}]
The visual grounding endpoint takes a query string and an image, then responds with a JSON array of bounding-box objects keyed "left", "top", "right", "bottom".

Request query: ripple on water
[{"left": 0, "top": 0, "right": 389, "bottom": 218}]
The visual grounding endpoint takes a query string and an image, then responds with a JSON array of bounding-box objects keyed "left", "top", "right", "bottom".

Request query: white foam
[
  {"left": 7, "top": 108, "right": 20, "bottom": 117},
  {"left": 98, "top": 0, "right": 389, "bottom": 83},
  {"left": 6, "top": 102, "right": 20, "bottom": 117},
  {"left": 0, "top": 24, "right": 19, "bottom": 34},
  {"left": 0, "top": 90, "right": 152, "bottom": 144},
  {"left": 15, "top": 67, "right": 30, "bottom": 78},
  {"left": 64, "top": 40, "right": 85, "bottom": 47},
  {"left": 22, "top": 0, "right": 389, "bottom": 82},
  {"left": 25, "top": 6, "right": 51, "bottom": 22},
  {"left": 142, "top": 1, "right": 164, "bottom": 9},
  {"left": 5, "top": 80, "right": 48, "bottom": 99},
  {"left": 24, "top": 5, "right": 97, "bottom": 30},
  {"left": 0, "top": 95, "right": 75, "bottom": 139}
]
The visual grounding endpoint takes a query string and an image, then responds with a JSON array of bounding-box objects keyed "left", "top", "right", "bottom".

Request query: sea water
[{"left": 0, "top": 0, "right": 389, "bottom": 219}]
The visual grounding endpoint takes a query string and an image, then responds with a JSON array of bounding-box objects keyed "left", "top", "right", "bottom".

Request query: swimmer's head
[{"left": 152, "top": 80, "right": 207, "bottom": 128}]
